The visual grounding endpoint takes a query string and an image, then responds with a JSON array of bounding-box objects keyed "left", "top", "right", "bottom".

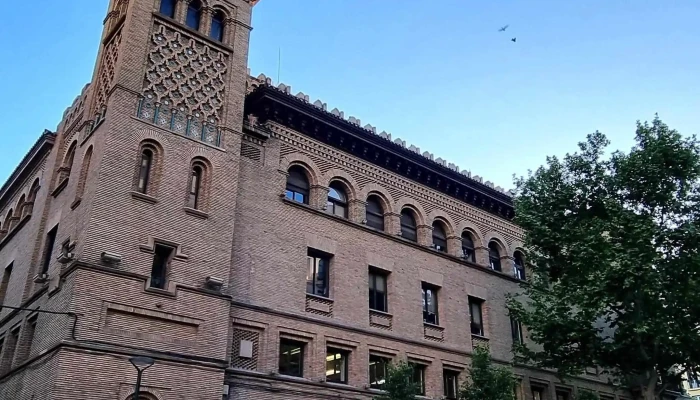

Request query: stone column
[
  {"left": 417, "top": 224, "right": 433, "bottom": 247},
  {"left": 447, "top": 235, "right": 462, "bottom": 258},
  {"left": 348, "top": 199, "right": 366, "bottom": 224},
  {"left": 225, "top": 18, "right": 236, "bottom": 47},
  {"left": 502, "top": 255, "right": 516, "bottom": 278},
  {"left": 310, "top": 185, "right": 329, "bottom": 211},
  {"left": 386, "top": 212, "right": 401, "bottom": 236},
  {"left": 176, "top": 0, "right": 189, "bottom": 24},
  {"left": 201, "top": 7, "right": 213, "bottom": 37},
  {"left": 474, "top": 245, "right": 489, "bottom": 266}
]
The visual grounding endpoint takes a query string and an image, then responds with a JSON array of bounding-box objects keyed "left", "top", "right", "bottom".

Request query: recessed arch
[
  {"left": 187, "top": 156, "right": 212, "bottom": 210},
  {"left": 399, "top": 207, "right": 419, "bottom": 242},
  {"left": 428, "top": 210, "right": 456, "bottom": 237},
  {"left": 280, "top": 154, "right": 321, "bottom": 187},
  {"left": 431, "top": 219, "right": 448, "bottom": 252},
  {"left": 322, "top": 168, "right": 359, "bottom": 201},
  {"left": 210, "top": 8, "right": 226, "bottom": 42},
  {"left": 393, "top": 197, "right": 426, "bottom": 226},
  {"left": 186, "top": 0, "right": 203, "bottom": 30},
  {"left": 326, "top": 180, "right": 349, "bottom": 218}
]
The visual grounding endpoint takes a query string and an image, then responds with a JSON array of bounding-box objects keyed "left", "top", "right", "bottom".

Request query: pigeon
[
  {"left": 511, "top": 38, "right": 517, "bottom": 42},
  {"left": 499, "top": 25, "right": 509, "bottom": 32}
]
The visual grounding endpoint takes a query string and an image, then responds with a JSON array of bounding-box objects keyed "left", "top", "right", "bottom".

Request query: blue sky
[{"left": 1, "top": 0, "right": 698, "bottom": 188}]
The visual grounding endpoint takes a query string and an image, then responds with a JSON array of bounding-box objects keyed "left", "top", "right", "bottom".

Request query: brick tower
[{"left": 0, "top": 0, "right": 258, "bottom": 399}]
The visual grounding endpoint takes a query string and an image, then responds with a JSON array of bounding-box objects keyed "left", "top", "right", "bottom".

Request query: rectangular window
[
  {"left": 0, "top": 263, "right": 13, "bottom": 304},
  {"left": 369, "top": 354, "right": 390, "bottom": 389},
  {"left": 0, "top": 328, "right": 20, "bottom": 373},
  {"left": 511, "top": 317, "right": 523, "bottom": 344},
  {"left": 368, "top": 270, "right": 388, "bottom": 312},
  {"left": 469, "top": 297, "right": 484, "bottom": 336},
  {"left": 422, "top": 282, "right": 439, "bottom": 325},
  {"left": 326, "top": 348, "right": 349, "bottom": 384},
  {"left": 41, "top": 225, "right": 58, "bottom": 274},
  {"left": 150, "top": 244, "right": 174, "bottom": 290},
  {"left": 307, "top": 250, "right": 330, "bottom": 298},
  {"left": 279, "top": 339, "right": 304, "bottom": 377},
  {"left": 556, "top": 389, "right": 571, "bottom": 400},
  {"left": 532, "top": 387, "right": 545, "bottom": 400},
  {"left": 444, "top": 369, "right": 459, "bottom": 399},
  {"left": 411, "top": 363, "right": 427, "bottom": 396}
]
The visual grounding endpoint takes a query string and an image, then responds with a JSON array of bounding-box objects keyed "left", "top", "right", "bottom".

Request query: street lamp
[{"left": 129, "top": 356, "right": 155, "bottom": 400}]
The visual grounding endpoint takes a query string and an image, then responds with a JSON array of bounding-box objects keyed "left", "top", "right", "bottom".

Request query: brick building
[{"left": 0, "top": 0, "right": 624, "bottom": 399}]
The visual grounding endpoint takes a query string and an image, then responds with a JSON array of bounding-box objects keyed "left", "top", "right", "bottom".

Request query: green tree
[
  {"left": 507, "top": 117, "right": 700, "bottom": 400},
  {"left": 373, "top": 361, "right": 420, "bottom": 400},
  {"left": 460, "top": 346, "right": 517, "bottom": 400}
]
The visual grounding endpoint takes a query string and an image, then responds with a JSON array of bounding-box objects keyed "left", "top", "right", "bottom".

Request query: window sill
[
  {"left": 306, "top": 293, "right": 333, "bottom": 302},
  {"left": 423, "top": 322, "right": 444, "bottom": 330},
  {"left": 471, "top": 334, "right": 489, "bottom": 341},
  {"left": 52, "top": 178, "right": 69, "bottom": 197},
  {"left": 183, "top": 207, "right": 209, "bottom": 219},
  {"left": 70, "top": 198, "right": 82, "bottom": 210},
  {"left": 130, "top": 191, "right": 158, "bottom": 204},
  {"left": 369, "top": 309, "right": 392, "bottom": 317},
  {"left": 144, "top": 286, "right": 177, "bottom": 298}
]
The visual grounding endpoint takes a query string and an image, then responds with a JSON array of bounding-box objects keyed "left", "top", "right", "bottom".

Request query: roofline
[{"left": 0, "top": 130, "right": 56, "bottom": 210}]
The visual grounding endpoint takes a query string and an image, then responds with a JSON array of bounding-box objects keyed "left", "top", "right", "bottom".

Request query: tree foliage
[
  {"left": 460, "top": 346, "right": 517, "bottom": 400},
  {"left": 373, "top": 361, "right": 420, "bottom": 400},
  {"left": 507, "top": 117, "right": 700, "bottom": 400}
]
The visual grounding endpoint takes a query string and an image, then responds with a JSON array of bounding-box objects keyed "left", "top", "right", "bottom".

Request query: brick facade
[{"left": 0, "top": 1, "right": 626, "bottom": 400}]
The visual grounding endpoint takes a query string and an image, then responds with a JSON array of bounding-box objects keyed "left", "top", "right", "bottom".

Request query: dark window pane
[
  {"left": 400, "top": 210, "right": 417, "bottom": 242},
  {"left": 411, "top": 364, "right": 426, "bottom": 396},
  {"left": 186, "top": 0, "right": 202, "bottom": 30},
  {"left": 369, "top": 271, "right": 388, "bottom": 312},
  {"left": 511, "top": 317, "right": 523, "bottom": 344},
  {"left": 307, "top": 251, "right": 330, "bottom": 297},
  {"left": 138, "top": 150, "right": 152, "bottom": 194},
  {"left": 286, "top": 166, "right": 309, "bottom": 204},
  {"left": 159, "top": 0, "right": 175, "bottom": 18},
  {"left": 327, "top": 183, "right": 348, "bottom": 218},
  {"left": 366, "top": 195, "right": 385, "bottom": 230},
  {"left": 279, "top": 339, "right": 304, "bottom": 377},
  {"left": 444, "top": 370, "right": 459, "bottom": 399},
  {"left": 461, "top": 232, "right": 475, "bottom": 262},
  {"left": 369, "top": 355, "right": 389, "bottom": 389},
  {"left": 432, "top": 222, "right": 447, "bottom": 252},
  {"left": 41, "top": 225, "right": 59, "bottom": 274},
  {"left": 188, "top": 166, "right": 203, "bottom": 209},
  {"left": 489, "top": 242, "right": 502, "bottom": 271},
  {"left": 514, "top": 252, "right": 526, "bottom": 280},
  {"left": 469, "top": 297, "right": 484, "bottom": 336},
  {"left": 422, "top": 283, "right": 439, "bottom": 325},
  {"left": 210, "top": 11, "right": 225, "bottom": 41},
  {"left": 150, "top": 244, "right": 174, "bottom": 289}
]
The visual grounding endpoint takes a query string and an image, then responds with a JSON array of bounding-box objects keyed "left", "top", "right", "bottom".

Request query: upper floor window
[
  {"left": 368, "top": 269, "right": 388, "bottom": 312},
  {"left": 285, "top": 166, "right": 309, "bottom": 204},
  {"left": 3, "top": 210, "right": 14, "bottom": 232},
  {"left": 137, "top": 149, "right": 153, "bottom": 194},
  {"left": 488, "top": 241, "right": 502, "bottom": 272},
  {"left": 159, "top": 0, "right": 176, "bottom": 18},
  {"left": 444, "top": 369, "right": 459, "bottom": 399},
  {"left": 150, "top": 243, "right": 174, "bottom": 290},
  {"left": 306, "top": 250, "right": 330, "bottom": 298},
  {"left": 400, "top": 209, "right": 418, "bottom": 242},
  {"left": 0, "top": 263, "right": 13, "bottom": 305},
  {"left": 461, "top": 231, "right": 476, "bottom": 262},
  {"left": 421, "top": 282, "right": 439, "bottom": 325},
  {"left": 432, "top": 221, "right": 447, "bottom": 252},
  {"left": 325, "top": 348, "right": 349, "bottom": 384},
  {"left": 188, "top": 165, "right": 204, "bottom": 209},
  {"left": 326, "top": 182, "right": 347, "bottom": 218},
  {"left": 186, "top": 0, "right": 202, "bottom": 30},
  {"left": 40, "top": 225, "right": 59, "bottom": 275},
  {"left": 411, "top": 363, "right": 427, "bottom": 396},
  {"left": 210, "top": 10, "right": 225, "bottom": 42},
  {"left": 511, "top": 316, "right": 523, "bottom": 344},
  {"left": 27, "top": 178, "right": 40, "bottom": 214},
  {"left": 469, "top": 296, "right": 484, "bottom": 336},
  {"left": 76, "top": 146, "right": 93, "bottom": 198},
  {"left": 279, "top": 339, "right": 304, "bottom": 377},
  {"left": 365, "top": 195, "right": 384, "bottom": 231},
  {"left": 514, "top": 251, "right": 526, "bottom": 280},
  {"left": 556, "top": 389, "right": 572, "bottom": 400},
  {"left": 369, "top": 354, "right": 390, "bottom": 389}
]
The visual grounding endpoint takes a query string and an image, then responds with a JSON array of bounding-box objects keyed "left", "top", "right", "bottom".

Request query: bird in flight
[
  {"left": 511, "top": 38, "right": 517, "bottom": 42},
  {"left": 499, "top": 25, "right": 509, "bottom": 32}
]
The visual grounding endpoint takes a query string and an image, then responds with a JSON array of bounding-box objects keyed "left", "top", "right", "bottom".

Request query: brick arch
[
  {"left": 510, "top": 239, "right": 525, "bottom": 258},
  {"left": 187, "top": 156, "right": 213, "bottom": 211},
  {"left": 361, "top": 184, "right": 394, "bottom": 214},
  {"left": 394, "top": 196, "right": 427, "bottom": 226},
  {"left": 280, "top": 154, "right": 321, "bottom": 186},
  {"left": 483, "top": 231, "right": 510, "bottom": 255},
  {"left": 323, "top": 168, "right": 360, "bottom": 201},
  {"left": 456, "top": 220, "right": 484, "bottom": 245},
  {"left": 126, "top": 391, "right": 160, "bottom": 400},
  {"left": 427, "top": 210, "right": 457, "bottom": 237},
  {"left": 134, "top": 128, "right": 171, "bottom": 147}
]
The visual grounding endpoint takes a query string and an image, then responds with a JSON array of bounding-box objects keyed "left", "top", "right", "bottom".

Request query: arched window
[
  {"left": 461, "top": 231, "right": 475, "bottom": 262},
  {"left": 60, "top": 141, "right": 78, "bottom": 182},
  {"left": 188, "top": 165, "right": 203, "bottom": 209},
  {"left": 76, "top": 147, "right": 93, "bottom": 198},
  {"left": 210, "top": 10, "right": 225, "bottom": 41},
  {"left": 4, "top": 210, "right": 14, "bottom": 231},
  {"left": 326, "top": 182, "right": 348, "bottom": 218},
  {"left": 137, "top": 149, "right": 153, "bottom": 194},
  {"left": 186, "top": 0, "right": 202, "bottom": 30},
  {"left": 514, "top": 251, "right": 526, "bottom": 280},
  {"left": 285, "top": 166, "right": 309, "bottom": 204},
  {"left": 488, "top": 242, "right": 502, "bottom": 272},
  {"left": 365, "top": 195, "right": 384, "bottom": 231},
  {"left": 17, "top": 195, "right": 27, "bottom": 218},
  {"left": 159, "top": 0, "right": 176, "bottom": 18},
  {"left": 432, "top": 221, "right": 447, "bottom": 252},
  {"left": 400, "top": 209, "right": 418, "bottom": 242},
  {"left": 25, "top": 178, "right": 40, "bottom": 216}
]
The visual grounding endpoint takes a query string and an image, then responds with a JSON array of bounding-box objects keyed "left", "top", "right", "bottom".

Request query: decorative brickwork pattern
[
  {"left": 424, "top": 324, "right": 445, "bottom": 342},
  {"left": 137, "top": 21, "right": 228, "bottom": 146},
  {"left": 241, "top": 142, "right": 262, "bottom": 162},
  {"left": 369, "top": 310, "right": 393, "bottom": 330},
  {"left": 305, "top": 294, "right": 334, "bottom": 317},
  {"left": 231, "top": 328, "right": 259, "bottom": 370},
  {"left": 93, "top": 29, "right": 122, "bottom": 114},
  {"left": 472, "top": 335, "right": 490, "bottom": 350}
]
